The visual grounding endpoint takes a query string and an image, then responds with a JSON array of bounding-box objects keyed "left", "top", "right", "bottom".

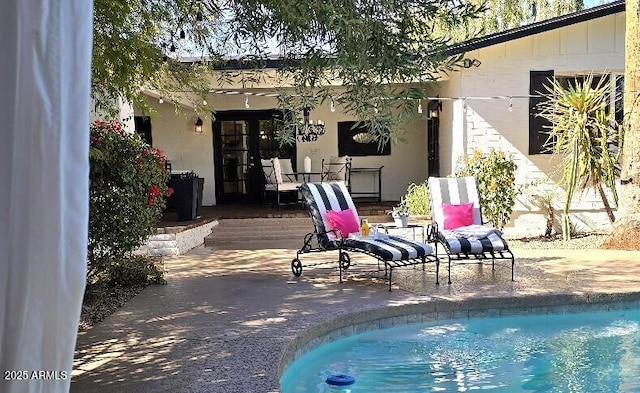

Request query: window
[
  {"left": 134, "top": 116, "right": 152, "bottom": 146},
  {"left": 337, "top": 121, "right": 391, "bottom": 157},
  {"left": 528, "top": 71, "right": 624, "bottom": 155},
  {"left": 529, "top": 70, "right": 553, "bottom": 155}
]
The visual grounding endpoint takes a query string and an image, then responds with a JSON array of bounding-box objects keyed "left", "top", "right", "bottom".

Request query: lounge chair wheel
[
  {"left": 339, "top": 252, "right": 351, "bottom": 270},
  {"left": 291, "top": 258, "right": 303, "bottom": 277}
]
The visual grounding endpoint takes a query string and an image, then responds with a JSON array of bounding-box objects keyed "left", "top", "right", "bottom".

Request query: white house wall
[
  {"left": 295, "top": 102, "right": 428, "bottom": 202},
  {"left": 142, "top": 92, "right": 428, "bottom": 205},
  {"left": 442, "top": 11, "right": 625, "bottom": 235},
  {"left": 139, "top": 98, "right": 216, "bottom": 206}
]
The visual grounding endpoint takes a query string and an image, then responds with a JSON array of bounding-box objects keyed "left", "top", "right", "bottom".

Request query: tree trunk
[
  {"left": 596, "top": 183, "right": 616, "bottom": 223},
  {"left": 601, "top": 0, "right": 640, "bottom": 250}
]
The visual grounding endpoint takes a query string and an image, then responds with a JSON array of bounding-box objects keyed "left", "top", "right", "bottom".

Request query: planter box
[{"left": 169, "top": 176, "right": 204, "bottom": 222}]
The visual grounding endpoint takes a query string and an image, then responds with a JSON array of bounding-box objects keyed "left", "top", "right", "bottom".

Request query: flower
[{"left": 147, "top": 184, "right": 160, "bottom": 206}]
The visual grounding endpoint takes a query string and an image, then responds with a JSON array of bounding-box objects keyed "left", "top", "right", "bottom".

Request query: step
[
  {"left": 203, "top": 214, "right": 402, "bottom": 250},
  {"left": 215, "top": 217, "right": 313, "bottom": 228}
]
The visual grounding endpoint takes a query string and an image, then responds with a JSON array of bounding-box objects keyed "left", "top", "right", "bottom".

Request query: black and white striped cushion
[
  {"left": 427, "top": 177, "right": 510, "bottom": 254},
  {"left": 300, "top": 182, "right": 433, "bottom": 259},
  {"left": 438, "top": 230, "right": 508, "bottom": 253},
  {"left": 343, "top": 235, "right": 432, "bottom": 261},
  {"left": 427, "top": 176, "right": 482, "bottom": 228},
  {"left": 299, "top": 182, "right": 361, "bottom": 247}
]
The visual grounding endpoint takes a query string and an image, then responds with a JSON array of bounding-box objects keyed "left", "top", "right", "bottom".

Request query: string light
[
  {"left": 159, "top": 96, "right": 164, "bottom": 104},
  {"left": 203, "top": 99, "right": 207, "bottom": 106},
  {"left": 244, "top": 95, "right": 250, "bottom": 108},
  {"left": 417, "top": 100, "right": 423, "bottom": 114},
  {"left": 330, "top": 100, "right": 335, "bottom": 112}
]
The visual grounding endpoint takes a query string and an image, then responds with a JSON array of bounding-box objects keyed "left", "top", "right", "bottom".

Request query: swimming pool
[{"left": 280, "top": 308, "right": 640, "bottom": 392}]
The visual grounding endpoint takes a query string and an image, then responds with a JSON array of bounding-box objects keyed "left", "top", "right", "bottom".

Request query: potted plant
[{"left": 390, "top": 200, "right": 410, "bottom": 227}]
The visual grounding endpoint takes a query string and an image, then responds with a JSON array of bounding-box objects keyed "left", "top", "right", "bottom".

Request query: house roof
[{"left": 446, "top": 0, "right": 625, "bottom": 56}]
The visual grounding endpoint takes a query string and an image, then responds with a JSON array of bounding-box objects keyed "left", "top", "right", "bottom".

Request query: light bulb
[
  {"left": 203, "top": 99, "right": 207, "bottom": 106},
  {"left": 245, "top": 96, "right": 250, "bottom": 109},
  {"left": 330, "top": 100, "right": 336, "bottom": 113},
  {"left": 417, "top": 101, "right": 423, "bottom": 114},
  {"left": 159, "top": 96, "right": 164, "bottom": 104}
]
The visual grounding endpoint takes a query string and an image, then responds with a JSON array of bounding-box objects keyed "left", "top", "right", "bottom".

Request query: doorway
[
  {"left": 427, "top": 116, "right": 440, "bottom": 177},
  {"left": 213, "top": 110, "right": 295, "bottom": 203}
]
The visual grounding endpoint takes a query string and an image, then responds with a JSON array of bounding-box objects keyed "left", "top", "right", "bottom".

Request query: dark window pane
[
  {"left": 529, "top": 70, "right": 554, "bottom": 155},
  {"left": 338, "top": 121, "right": 391, "bottom": 157}
]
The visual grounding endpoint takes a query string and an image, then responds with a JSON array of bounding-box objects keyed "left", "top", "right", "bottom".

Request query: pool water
[{"left": 280, "top": 308, "right": 640, "bottom": 392}]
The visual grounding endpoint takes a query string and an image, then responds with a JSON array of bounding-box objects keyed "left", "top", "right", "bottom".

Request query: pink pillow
[
  {"left": 326, "top": 209, "right": 359, "bottom": 238},
  {"left": 442, "top": 202, "right": 474, "bottom": 230}
]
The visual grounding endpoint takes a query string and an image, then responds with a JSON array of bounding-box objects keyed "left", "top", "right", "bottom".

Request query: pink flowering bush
[{"left": 88, "top": 120, "right": 170, "bottom": 284}]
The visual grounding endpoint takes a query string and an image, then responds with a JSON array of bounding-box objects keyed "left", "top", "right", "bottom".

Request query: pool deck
[{"left": 71, "top": 245, "right": 640, "bottom": 393}]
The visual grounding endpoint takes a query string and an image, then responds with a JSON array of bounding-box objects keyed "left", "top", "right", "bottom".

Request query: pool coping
[{"left": 278, "top": 291, "right": 640, "bottom": 378}]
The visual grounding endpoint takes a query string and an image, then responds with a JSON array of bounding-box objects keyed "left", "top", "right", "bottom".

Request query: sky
[{"left": 585, "top": 0, "right": 615, "bottom": 7}]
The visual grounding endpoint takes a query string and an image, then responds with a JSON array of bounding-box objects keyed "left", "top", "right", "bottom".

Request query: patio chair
[
  {"left": 292, "top": 182, "right": 439, "bottom": 291},
  {"left": 321, "top": 156, "right": 351, "bottom": 189},
  {"left": 261, "top": 158, "right": 303, "bottom": 209},
  {"left": 426, "top": 176, "right": 515, "bottom": 284},
  {"left": 278, "top": 157, "right": 298, "bottom": 182}
]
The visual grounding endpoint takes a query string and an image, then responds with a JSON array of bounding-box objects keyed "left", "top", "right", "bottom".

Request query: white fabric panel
[
  {"left": 279, "top": 158, "right": 296, "bottom": 182},
  {"left": 272, "top": 158, "right": 283, "bottom": 184},
  {"left": 261, "top": 159, "right": 275, "bottom": 184},
  {"left": 0, "top": 1, "right": 93, "bottom": 392}
]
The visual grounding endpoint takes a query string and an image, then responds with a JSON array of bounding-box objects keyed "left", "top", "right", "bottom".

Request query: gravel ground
[{"left": 506, "top": 232, "right": 609, "bottom": 250}]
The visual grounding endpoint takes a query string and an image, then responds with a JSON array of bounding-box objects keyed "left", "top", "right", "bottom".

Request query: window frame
[{"left": 529, "top": 70, "right": 623, "bottom": 155}]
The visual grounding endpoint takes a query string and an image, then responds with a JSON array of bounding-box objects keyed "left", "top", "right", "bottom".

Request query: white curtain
[{"left": 0, "top": 1, "right": 93, "bottom": 392}]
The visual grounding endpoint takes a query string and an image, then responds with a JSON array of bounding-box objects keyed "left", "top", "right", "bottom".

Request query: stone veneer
[
  {"left": 278, "top": 292, "right": 640, "bottom": 379},
  {"left": 137, "top": 220, "right": 218, "bottom": 256}
]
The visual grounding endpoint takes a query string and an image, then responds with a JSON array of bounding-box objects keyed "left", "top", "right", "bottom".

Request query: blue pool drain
[{"left": 326, "top": 374, "right": 355, "bottom": 386}]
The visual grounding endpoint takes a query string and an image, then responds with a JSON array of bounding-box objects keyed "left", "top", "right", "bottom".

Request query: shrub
[
  {"left": 107, "top": 255, "right": 166, "bottom": 287},
  {"left": 402, "top": 182, "right": 431, "bottom": 216},
  {"left": 455, "top": 149, "right": 518, "bottom": 229},
  {"left": 88, "top": 120, "right": 171, "bottom": 282}
]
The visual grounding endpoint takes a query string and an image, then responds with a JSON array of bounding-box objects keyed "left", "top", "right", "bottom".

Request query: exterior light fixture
[
  {"left": 297, "top": 107, "right": 326, "bottom": 142},
  {"left": 194, "top": 117, "right": 203, "bottom": 133},
  {"left": 462, "top": 58, "right": 482, "bottom": 68},
  {"left": 428, "top": 99, "right": 442, "bottom": 119}
]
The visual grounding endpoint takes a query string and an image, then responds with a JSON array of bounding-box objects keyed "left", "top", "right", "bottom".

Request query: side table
[{"left": 378, "top": 223, "right": 425, "bottom": 242}]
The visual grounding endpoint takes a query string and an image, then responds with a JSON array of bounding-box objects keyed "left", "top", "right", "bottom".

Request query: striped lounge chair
[
  {"left": 293, "top": 182, "right": 439, "bottom": 291},
  {"left": 427, "top": 176, "right": 515, "bottom": 284}
]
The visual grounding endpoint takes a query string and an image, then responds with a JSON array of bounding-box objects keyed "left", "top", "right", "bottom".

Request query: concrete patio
[{"left": 71, "top": 244, "right": 640, "bottom": 393}]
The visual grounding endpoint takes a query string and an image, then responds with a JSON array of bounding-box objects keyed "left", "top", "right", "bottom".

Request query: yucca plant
[{"left": 537, "top": 74, "right": 623, "bottom": 240}]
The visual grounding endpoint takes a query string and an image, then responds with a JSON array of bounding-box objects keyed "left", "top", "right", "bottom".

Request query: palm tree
[{"left": 537, "top": 74, "right": 622, "bottom": 240}]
